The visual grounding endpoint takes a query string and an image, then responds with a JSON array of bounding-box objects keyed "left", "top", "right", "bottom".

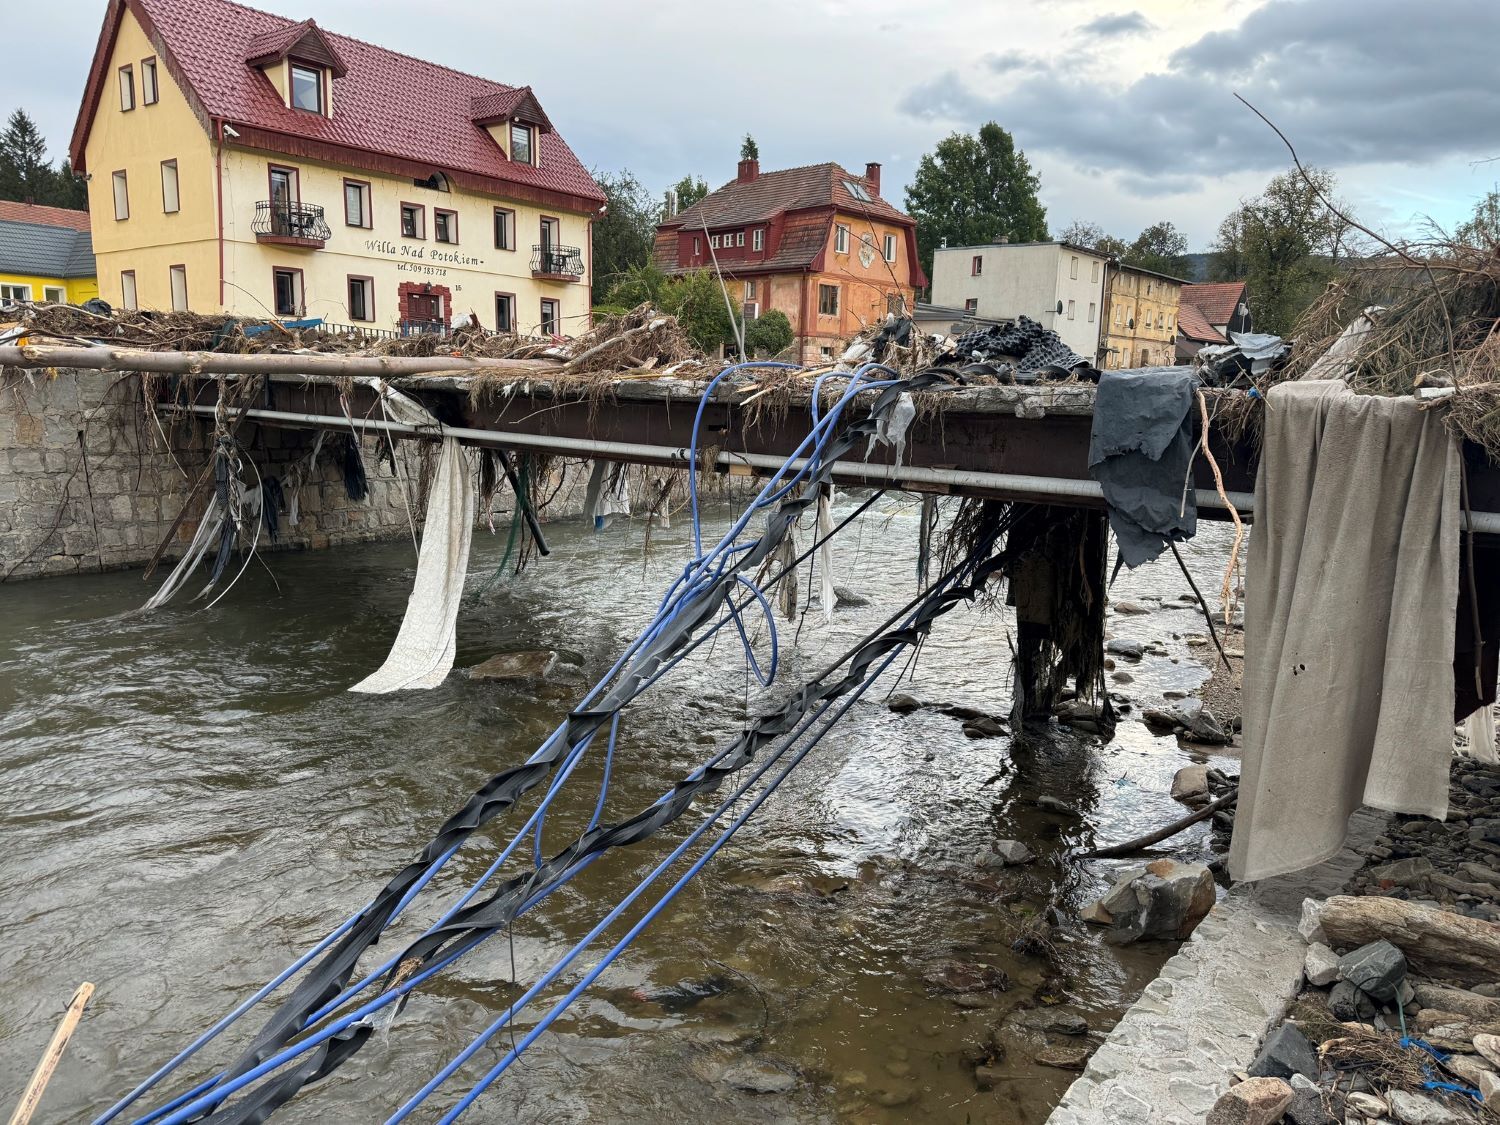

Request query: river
[{"left": 0, "top": 495, "right": 1238, "bottom": 1123}]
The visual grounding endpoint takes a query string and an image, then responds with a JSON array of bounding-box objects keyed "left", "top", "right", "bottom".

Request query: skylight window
[{"left": 842, "top": 179, "right": 871, "bottom": 202}]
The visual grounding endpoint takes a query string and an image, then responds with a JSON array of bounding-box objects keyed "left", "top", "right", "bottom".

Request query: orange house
[{"left": 653, "top": 157, "right": 926, "bottom": 363}]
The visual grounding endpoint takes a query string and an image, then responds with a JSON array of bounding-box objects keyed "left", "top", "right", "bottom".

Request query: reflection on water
[{"left": 0, "top": 498, "right": 1237, "bottom": 1122}]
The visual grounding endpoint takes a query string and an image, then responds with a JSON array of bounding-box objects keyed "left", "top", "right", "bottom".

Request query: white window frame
[
  {"left": 509, "top": 123, "right": 534, "bottom": 165},
  {"left": 1091, "top": 260, "right": 1100, "bottom": 283},
  {"left": 1070, "top": 255, "right": 1079, "bottom": 280},
  {"left": 169, "top": 264, "right": 188, "bottom": 311},
  {"left": 1067, "top": 299, "right": 1076, "bottom": 320},
  {"left": 0, "top": 283, "right": 32, "bottom": 305},
  {"left": 160, "top": 159, "right": 180, "bottom": 214},
  {"left": 434, "top": 208, "right": 458, "bottom": 244},
  {"left": 752, "top": 229, "right": 763, "bottom": 252},
  {"left": 710, "top": 234, "right": 720, "bottom": 249},
  {"left": 744, "top": 301, "right": 759, "bottom": 320},
  {"left": 119, "top": 65, "right": 135, "bottom": 111},
  {"left": 493, "top": 207, "right": 514, "bottom": 250},
  {"left": 43, "top": 285, "right": 66, "bottom": 303},
  {"left": 272, "top": 267, "right": 303, "bottom": 317},
  {"left": 290, "top": 64, "right": 323, "bottom": 113},
  {"left": 345, "top": 180, "right": 372, "bottom": 229},
  {"left": 834, "top": 224, "right": 849, "bottom": 254},
  {"left": 735, "top": 231, "right": 744, "bottom": 247},
  {"left": 494, "top": 293, "right": 515, "bottom": 333},
  {"left": 347, "top": 275, "right": 374, "bottom": 322},
  {"left": 1088, "top": 302, "right": 1096, "bottom": 323},
  {"left": 540, "top": 297, "right": 560, "bottom": 335},
  {"left": 112, "top": 170, "right": 129, "bottom": 220},
  {"left": 744, "top": 280, "right": 756, "bottom": 299},
  {"left": 141, "top": 58, "right": 159, "bottom": 105},
  {"left": 883, "top": 233, "right": 896, "bottom": 262},
  {"left": 120, "top": 271, "right": 137, "bottom": 310}
]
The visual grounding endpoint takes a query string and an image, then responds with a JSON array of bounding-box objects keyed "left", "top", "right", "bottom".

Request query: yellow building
[
  {"left": 71, "top": 0, "right": 603, "bottom": 337},
  {"left": 1101, "top": 263, "right": 1185, "bottom": 368},
  {"left": 0, "top": 201, "right": 99, "bottom": 308}
]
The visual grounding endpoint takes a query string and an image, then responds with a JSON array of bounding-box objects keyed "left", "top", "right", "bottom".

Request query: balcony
[
  {"left": 252, "top": 200, "right": 331, "bottom": 248},
  {"left": 531, "top": 244, "right": 584, "bottom": 281}
]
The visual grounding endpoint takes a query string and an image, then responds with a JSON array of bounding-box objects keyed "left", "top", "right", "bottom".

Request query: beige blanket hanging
[{"left": 1230, "top": 380, "right": 1460, "bottom": 880}]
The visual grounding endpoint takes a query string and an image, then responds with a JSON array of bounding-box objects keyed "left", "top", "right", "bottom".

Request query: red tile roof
[
  {"left": 0, "top": 201, "right": 92, "bottom": 232},
  {"left": 243, "top": 19, "right": 347, "bottom": 76},
  {"left": 1181, "top": 281, "right": 1246, "bottom": 327},
  {"left": 662, "top": 162, "right": 912, "bottom": 233},
  {"left": 1177, "top": 301, "right": 1228, "bottom": 345},
  {"left": 72, "top": 0, "right": 603, "bottom": 212}
]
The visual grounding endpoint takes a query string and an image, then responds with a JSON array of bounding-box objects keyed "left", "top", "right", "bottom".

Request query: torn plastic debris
[
  {"left": 1196, "top": 330, "right": 1289, "bottom": 385},
  {"left": 866, "top": 391, "right": 917, "bottom": 467}
]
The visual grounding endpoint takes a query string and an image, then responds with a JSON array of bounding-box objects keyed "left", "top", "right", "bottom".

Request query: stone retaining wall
[
  {"left": 1045, "top": 809, "right": 1386, "bottom": 1125},
  {"left": 0, "top": 369, "right": 429, "bottom": 580}
]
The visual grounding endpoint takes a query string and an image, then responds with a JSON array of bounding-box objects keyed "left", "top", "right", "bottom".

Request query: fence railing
[
  {"left": 252, "top": 200, "right": 332, "bottom": 243},
  {"left": 530, "top": 244, "right": 584, "bottom": 277}
]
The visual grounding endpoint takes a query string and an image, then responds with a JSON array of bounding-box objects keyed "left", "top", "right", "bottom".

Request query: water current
[{"left": 0, "top": 496, "right": 1238, "bottom": 1123}]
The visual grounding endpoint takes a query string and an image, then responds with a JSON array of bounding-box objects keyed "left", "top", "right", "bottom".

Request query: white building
[{"left": 930, "top": 240, "right": 1109, "bottom": 361}]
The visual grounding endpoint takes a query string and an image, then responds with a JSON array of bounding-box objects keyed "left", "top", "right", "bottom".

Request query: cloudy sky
[{"left": 21, "top": 0, "right": 1500, "bottom": 248}]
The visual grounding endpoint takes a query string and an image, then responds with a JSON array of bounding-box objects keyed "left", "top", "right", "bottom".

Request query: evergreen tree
[
  {"left": 740, "top": 134, "right": 759, "bottom": 161},
  {"left": 51, "top": 158, "right": 89, "bottom": 210},
  {"left": 904, "top": 122, "right": 1047, "bottom": 280},
  {"left": 0, "top": 109, "right": 53, "bottom": 203}
]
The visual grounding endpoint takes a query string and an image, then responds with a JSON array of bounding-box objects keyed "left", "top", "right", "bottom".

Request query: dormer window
[
  {"left": 509, "top": 123, "right": 533, "bottom": 165},
  {"left": 291, "top": 64, "right": 324, "bottom": 113}
]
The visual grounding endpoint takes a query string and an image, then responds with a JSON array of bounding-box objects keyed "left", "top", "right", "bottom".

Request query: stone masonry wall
[{"left": 0, "top": 369, "right": 422, "bottom": 581}]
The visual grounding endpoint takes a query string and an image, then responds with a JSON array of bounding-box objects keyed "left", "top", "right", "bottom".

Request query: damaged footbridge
[{"left": 2, "top": 298, "right": 1499, "bottom": 1123}]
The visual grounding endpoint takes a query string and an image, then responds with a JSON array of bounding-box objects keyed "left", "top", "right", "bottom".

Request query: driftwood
[
  {"left": 1317, "top": 895, "right": 1500, "bottom": 985},
  {"left": 1082, "top": 789, "right": 1237, "bottom": 858},
  {"left": 0, "top": 343, "right": 560, "bottom": 379},
  {"left": 7, "top": 982, "right": 94, "bottom": 1125}
]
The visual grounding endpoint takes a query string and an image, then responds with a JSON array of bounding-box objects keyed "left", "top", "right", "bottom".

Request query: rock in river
[
  {"left": 1338, "top": 939, "right": 1407, "bottom": 1003},
  {"left": 467, "top": 649, "right": 558, "bottom": 683},
  {"left": 1085, "top": 859, "right": 1216, "bottom": 943},
  {"left": 1206, "top": 1077, "right": 1294, "bottom": 1125},
  {"left": 1105, "top": 638, "right": 1145, "bottom": 660}
]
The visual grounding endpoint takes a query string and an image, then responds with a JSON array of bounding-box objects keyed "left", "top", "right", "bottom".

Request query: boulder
[
  {"left": 886, "top": 693, "right": 923, "bottom": 714},
  {"left": 1205, "top": 1077, "right": 1295, "bottom": 1125},
  {"left": 1412, "top": 983, "right": 1500, "bottom": 1021},
  {"left": 923, "top": 961, "right": 1008, "bottom": 995},
  {"left": 1370, "top": 856, "right": 1435, "bottom": 890},
  {"left": 1385, "top": 1089, "right": 1473, "bottom": 1124},
  {"left": 1477, "top": 1032, "right": 1500, "bottom": 1068},
  {"left": 833, "top": 585, "right": 871, "bottom": 607},
  {"left": 1111, "top": 670, "right": 1135, "bottom": 684},
  {"left": 1033, "top": 1044, "right": 1092, "bottom": 1070},
  {"left": 963, "top": 717, "right": 1006, "bottom": 739},
  {"left": 1299, "top": 898, "right": 1328, "bottom": 945},
  {"left": 989, "top": 840, "right": 1035, "bottom": 866},
  {"left": 1170, "top": 764, "right": 1210, "bottom": 805},
  {"left": 1112, "top": 600, "right": 1150, "bottom": 615},
  {"left": 1478, "top": 1070, "right": 1500, "bottom": 1116},
  {"left": 1304, "top": 942, "right": 1342, "bottom": 987},
  {"left": 1285, "top": 1072, "right": 1336, "bottom": 1125},
  {"left": 1338, "top": 939, "right": 1407, "bottom": 1003},
  {"left": 1248, "top": 1023, "right": 1319, "bottom": 1081},
  {"left": 1345, "top": 1091, "right": 1388, "bottom": 1118},
  {"left": 1007, "top": 1008, "right": 1088, "bottom": 1036},
  {"left": 1316, "top": 895, "right": 1500, "bottom": 985},
  {"left": 1441, "top": 1051, "right": 1495, "bottom": 1088},
  {"left": 1105, "top": 638, "right": 1144, "bottom": 660},
  {"left": 1328, "top": 980, "right": 1379, "bottom": 1022},
  {"left": 1086, "top": 859, "right": 1216, "bottom": 944},
  {"left": 467, "top": 649, "right": 558, "bottom": 682}
]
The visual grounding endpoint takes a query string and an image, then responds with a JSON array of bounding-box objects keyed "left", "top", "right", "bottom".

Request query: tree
[
  {"left": 744, "top": 309, "right": 793, "bottom": 358},
  {"left": 1454, "top": 189, "right": 1500, "bottom": 248},
  {"left": 1210, "top": 168, "right": 1350, "bottom": 335},
  {"left": 1124, "top": 220, "right": 1190, "bottom": 277},
  {"left": 590, "top": 169, "right": 660, "bottom": 303},
  {"left": 0, "top": 109, "right": 53, "bottom": 203},
  {"left": 672, "top": 174, "right": 709, "bottom": 212},
  {"left": 604, "top": 263, "right": 669, "bottom": 309},
  {"left": 1058, "top": 219, "right": 1127, "bottom": 260},
  {"left": 904, "top": 122, "right": 1047, "bottom": 281},
  {"left": 659, "top": 270, "right": 739, "bottom": 353},
  {"left": 51, "top": 158, "right": 88, "bottom": 210},
  {"left": 740, "top": 134, "right": 759, "bottom": 161}
]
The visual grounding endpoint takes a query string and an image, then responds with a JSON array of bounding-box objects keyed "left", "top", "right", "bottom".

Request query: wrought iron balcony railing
[
  {"left": 530, "top": 244, "right": 584, "bottom": 278},
  {"left": 399, "top": 319, "right": 448, "bottom": 338},
  {"left": 252, "top": 200, "right": 332, "bottom": 246}
]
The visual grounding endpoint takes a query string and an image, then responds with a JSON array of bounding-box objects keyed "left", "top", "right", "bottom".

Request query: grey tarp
[
  {"left": 1088, "top": 366, "right": 1198, "bottom": 567},
  {"left": 1230, "top": 380, "right": 1460, "bottom": 880}
]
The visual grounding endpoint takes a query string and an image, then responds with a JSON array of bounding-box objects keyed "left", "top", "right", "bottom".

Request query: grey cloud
[
  {"left": 899, "top": 0, "right": 1500, "bottom": 194},
  {"left": 1079, "top": 11, "right": 1153, "bottom": 38},
  {"left": 984, "top": 50, "right": 1038, "bottom": 74}
]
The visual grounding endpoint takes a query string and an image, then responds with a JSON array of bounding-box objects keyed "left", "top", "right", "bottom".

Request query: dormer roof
[
  {"left": 244, "top": 18, "right": 347, "bottom": 77},
  {"left": 71, "top": 0, "right": 604, "bottom": 212},
  {"left": 471, "top": 87, "right": 552, "bottom": 134}
]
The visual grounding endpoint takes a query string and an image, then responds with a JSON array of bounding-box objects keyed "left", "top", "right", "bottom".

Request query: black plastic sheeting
[
  {"left": 1087, "top": 366, "right": 1200, "bottom": 569},
  {"left": 197, "top": 371, "right": 995, "bottom": 1123},
  {"left": 935, "top": 315, "right": 1094, "bottom": 383}
]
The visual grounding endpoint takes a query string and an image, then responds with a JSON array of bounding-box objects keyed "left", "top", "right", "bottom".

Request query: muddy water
[{"left": 0, "top": 497, "right": 1238, "bottom": 1123}]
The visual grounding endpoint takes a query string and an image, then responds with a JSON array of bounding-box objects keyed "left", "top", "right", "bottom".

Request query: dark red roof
[
  {"left": 1181, "top": 281, "right": 1246, "bottom": 327},
  {"left": 0, "top": 200, "right": 91, "bottom": 232},
  {"left": 662, "top": 163, "right": 912, "bottom": 233},
  {"left": 244, "top": 19, "right": 347, "bottom": 76},
  {"left": 72, "top": 0, "right": 603, "bottom": 212},
  {"left": 1177, "top": 301, "right": 1228, "bottom": 345}
]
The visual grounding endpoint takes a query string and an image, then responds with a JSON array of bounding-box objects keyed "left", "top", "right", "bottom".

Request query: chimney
[
  {"left": 864, "top": 162, "right": 881, "bottom": 195},
  {"left": 737, "top": 157, "right": 759, "bottom": 183}
]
